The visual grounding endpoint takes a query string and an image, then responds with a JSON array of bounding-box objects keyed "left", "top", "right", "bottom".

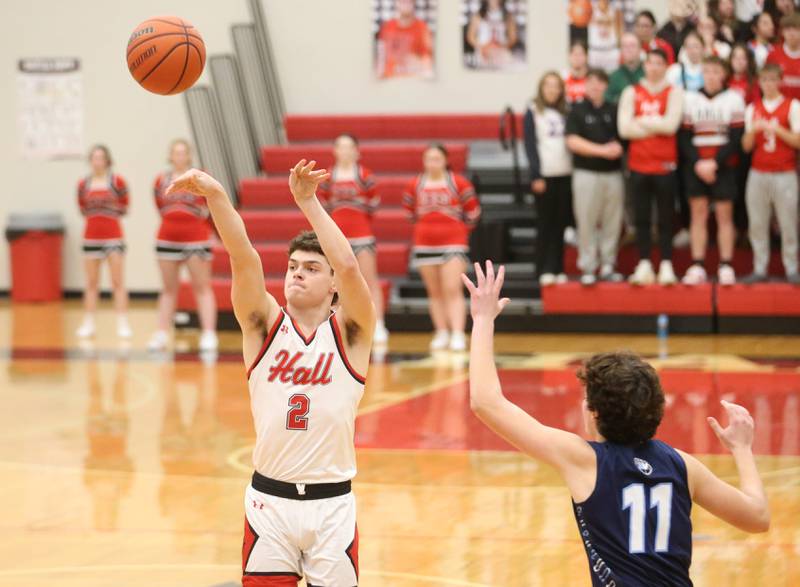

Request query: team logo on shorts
[{"left": 634, "top": 458, "right": 653, "bottom": 476}]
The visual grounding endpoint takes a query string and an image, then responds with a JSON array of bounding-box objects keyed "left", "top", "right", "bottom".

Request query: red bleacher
[
  {"left": 541, "top": 283, "right": 714, "bottom": 315},
  {"left": 239, "top": 175, "right": 410, "bottom": 208},
  {"left": 211, "top": 242, "right": 410, "bottom": 277},
  {"left": 284, "top": 113, "right": 523, "bottom": 142},
  {"left": 717, "top": 283, "right": 800, "bottom": 316},
  {"left": 260, "top": 143, "right": 468, "bottom": 175}
]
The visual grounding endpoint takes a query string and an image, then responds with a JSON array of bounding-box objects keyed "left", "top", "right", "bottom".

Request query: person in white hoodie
[{"left": 524, "top": 71, "right": 574, "bottom": 286}]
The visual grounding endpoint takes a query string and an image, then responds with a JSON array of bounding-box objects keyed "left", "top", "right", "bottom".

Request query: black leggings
[
  {"left": 534, "top": 175, "right": 572, "bottom": 275},
  {"left": 630, "top": 171, "right": 675, "bottom": 262}
]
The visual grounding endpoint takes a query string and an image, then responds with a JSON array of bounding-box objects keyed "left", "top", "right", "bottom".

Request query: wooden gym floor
[{"left": 0, "top": 300, "right": 797, "bottom": 586}]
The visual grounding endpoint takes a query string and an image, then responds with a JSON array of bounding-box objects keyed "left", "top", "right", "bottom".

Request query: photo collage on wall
[
  {"left": 461, "top": 0, "right": 528, "bottom": 72},
  {"left": 567, "top": 0, "right": 637, "bottom": 73},
  {"left": 373, "top": 0, "right": 438, "bottom": 80}
]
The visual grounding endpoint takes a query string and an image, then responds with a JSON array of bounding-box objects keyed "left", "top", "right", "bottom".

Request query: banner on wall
[
  {"left": 17, "top": 57, "right": 84, "bottom": 159},
  {"left": 461, "top": 0, "right": 527, "bottom": 71},
  {"left": 373, "top": 0, "right": 437, "bottom": 80},
  {"left": 567, "top": 0, "right": 636, "bottom": 73}
]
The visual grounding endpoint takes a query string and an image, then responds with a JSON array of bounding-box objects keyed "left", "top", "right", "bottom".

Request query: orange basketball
[
  {"left": 126, "top": 16, "right": 205, "bottom": 95},
  {"left": 569, "top": 0, "right": 593, "bottom": 29}
]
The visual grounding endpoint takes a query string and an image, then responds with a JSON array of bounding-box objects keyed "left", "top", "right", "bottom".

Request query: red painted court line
[{"left": 355, "top": 369, "right": 800, "bottom": 456}]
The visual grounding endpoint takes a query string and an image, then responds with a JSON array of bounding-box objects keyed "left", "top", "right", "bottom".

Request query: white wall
[{"left": 0, "top": 0, "right": 670, "bottom": 292}]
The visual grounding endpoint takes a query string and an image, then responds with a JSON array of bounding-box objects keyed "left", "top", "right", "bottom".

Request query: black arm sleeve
[
  {"left": 715, "top": 125, "right": 745, "bottom": 167},
  {"left": 678, "top": 126, "right": 700, "bottom": 166},
  {"left": 523, "top": 108, "right": 541, "bottom": 182}
]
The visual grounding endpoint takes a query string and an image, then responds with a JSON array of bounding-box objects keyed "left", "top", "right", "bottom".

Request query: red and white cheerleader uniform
[
  {"left": 153, "top": 170, "right": 213, "bottom": 260},
  {"left": 403, "top": 172, "right": 481, "bottom": 267},
  {"left": 77, "top": 173, "right": 129, "bottom": 257},
  {"left": 317, "top": 165, "right": 379, "bottom": 255}
]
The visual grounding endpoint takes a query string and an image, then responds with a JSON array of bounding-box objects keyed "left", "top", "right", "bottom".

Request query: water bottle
[
  {"left": 657, "top": 313, "right": 669, "bottom": 340},
  {"left": 657, "top": 313, "right": 669, "bottom": 359}
]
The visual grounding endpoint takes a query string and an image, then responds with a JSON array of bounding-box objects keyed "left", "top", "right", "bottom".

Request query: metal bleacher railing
[
  {"left": 183, "top": 86, "right": 237, "bottom": 203},
  {"left": 499, "top": 105, "right": 523, "bottom": 206},
  {"left": 208, "top": 55, "right": 259, "bottom": 184}
]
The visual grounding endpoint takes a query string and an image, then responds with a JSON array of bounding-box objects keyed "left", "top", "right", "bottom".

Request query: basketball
[
  {"left": 569, "top": 0, "right": 593, "bottom": 28},
  {"left": 126, "top": 16, "right": 205, "bottom": 95}
]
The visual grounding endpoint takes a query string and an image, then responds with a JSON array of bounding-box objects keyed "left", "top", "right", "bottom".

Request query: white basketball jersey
[{"left": 247, "top": 309, "right": 365, "bottom": 484}]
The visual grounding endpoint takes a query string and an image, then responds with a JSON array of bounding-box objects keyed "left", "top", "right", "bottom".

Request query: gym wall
[{"left": 0, "top": 0, "right": 666, "bottom": 293}]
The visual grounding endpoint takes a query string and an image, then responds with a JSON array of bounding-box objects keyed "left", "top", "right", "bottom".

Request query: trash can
[{"left": 6, "top": 213, "right": 65, "bottom": 302}]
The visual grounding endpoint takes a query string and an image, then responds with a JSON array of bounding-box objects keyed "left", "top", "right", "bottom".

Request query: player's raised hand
[
  {"left": 461, "top": 260, "right": 510, "bottom": 321},
  {"left": 166, "top": 168, "right": 224, "bottom": 199},
  {"left": 708, "top": 400, "right": 755, "bottom": 452},
  {"left": 289, "top": 159, "right": 331, "bottom": 205}
]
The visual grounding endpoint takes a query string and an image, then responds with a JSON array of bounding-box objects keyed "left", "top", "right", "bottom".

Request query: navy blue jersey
[{"left": 572, "top": 440, "right": 693, "bottom": 587}]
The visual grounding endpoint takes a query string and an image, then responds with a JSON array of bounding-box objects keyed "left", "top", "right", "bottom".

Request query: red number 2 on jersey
[{"left": 286, "top": 394, "right": 310, "bottom": 430}]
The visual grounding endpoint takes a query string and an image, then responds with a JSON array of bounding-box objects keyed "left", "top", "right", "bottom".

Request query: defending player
[
  {"left": 462, "top": 260, "right": 769, "bottom": 586},
  {"left": 167, "top": 160, "right": 374, "bottom": 586}
]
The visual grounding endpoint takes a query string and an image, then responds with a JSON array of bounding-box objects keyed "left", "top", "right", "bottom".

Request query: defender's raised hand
[
  {"left": 166, "top": 168, "right": 225, "bottom": 199},
  {"left": 461, "top": 260, "right": 510, "bottom": 320},
  {"left": 289, "top": 159, "right": 331, "bottom": 204},
  {"left": 708, "top": 400, "right": 755, "bottom": 452}
]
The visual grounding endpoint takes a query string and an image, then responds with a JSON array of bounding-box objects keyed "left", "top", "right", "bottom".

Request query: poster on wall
[
  {"left": 461, "top": 0, "right": 527, "bottom": 71},
  {"left": 373, "top": 0, "right": 437, "bottom": 80},
  {"left": 567, "top": 0, "right": 636, "bottom": 73},
  {"left": 17, "top": 57, "right": 84, "bottom": 159}
]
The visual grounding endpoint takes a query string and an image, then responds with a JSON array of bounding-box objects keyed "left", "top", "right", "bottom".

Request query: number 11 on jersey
[{"left": 622, "top": 483, "right": 673, "bottom": 554}]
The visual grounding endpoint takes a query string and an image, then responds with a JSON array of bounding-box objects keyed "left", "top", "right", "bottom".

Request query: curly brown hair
[{"left": 577, "top": 352, "right": 665, "bottom": 445}]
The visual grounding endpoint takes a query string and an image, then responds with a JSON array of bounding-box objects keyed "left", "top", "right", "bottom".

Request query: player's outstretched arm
[
  {"left": 289, "top": 160, "right": 376, "bottom": 338},
  {"left": 679, "top": 400, "right": 770, "bottom": 533},
  {"left": 463, "top": 262, "right": 595, "bottom": 475},
  {"left": 167, "top": 170, "right": 279, "bottom": 361}
]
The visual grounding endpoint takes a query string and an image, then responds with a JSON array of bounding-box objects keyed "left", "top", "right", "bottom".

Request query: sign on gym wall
[{"left": 373, "top": 0, "right": 437, "bottom": 80}]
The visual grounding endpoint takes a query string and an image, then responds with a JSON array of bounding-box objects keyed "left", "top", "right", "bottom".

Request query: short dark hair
[
  {"left": 636, "top": 10, "right": 657, "bottom": 25},
  {"left": 578, "top": 351, "right": 665, "bottom": 445},
  {"left": 288, "top": 231, "right": 337, "bottom": 304},
  {"left": 702, "top": 54, "right": 730, "bottom": 74},
  {"left": 586, "top": 68, "right": 609, "bottom": 84},
  {"left": 570, "top": 39, "right": 588, "bottom": 53},
  {"left": 646, "top": 48, "right": 669, "bottom": 64},
  {"left": 781, "top": 12, "right": 800, "bottom": 30},
  {"left": 760, "top": 62, "right": 783, "bottom": 78}
]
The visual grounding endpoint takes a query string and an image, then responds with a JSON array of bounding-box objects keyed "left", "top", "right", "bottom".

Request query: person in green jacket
[{"left": 606, "top": 32, "right": 644, "bottom": 103}]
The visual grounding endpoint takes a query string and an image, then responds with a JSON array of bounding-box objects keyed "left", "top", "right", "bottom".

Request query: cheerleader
[
  {"left": 318, "top": 134, "right": 389, "bottom": 343},
  {"left": 403, "top": 145, "right": 481, "bottom": 351},
  {"left": 76, "top": 145, "right": 131, "bottom": 339},
  {"left": 588, "top": 0, "right": 623, "bottom": 73},
  {"left": 147, "top": 140, "right": 218, "bottom": 351}
]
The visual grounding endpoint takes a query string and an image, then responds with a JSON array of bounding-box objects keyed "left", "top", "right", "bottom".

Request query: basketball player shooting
[
  {"left": 462, "top": 260, "right": 770, "bottom": 586},
  {"left": 167, "top": 160, "right": 374, "bottom": 586}
]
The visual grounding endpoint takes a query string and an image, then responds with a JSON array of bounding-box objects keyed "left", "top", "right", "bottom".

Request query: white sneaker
[
  {"left": 672, "top": 228, "right": 691, "bottom": 248},
  {"left": 199, "top": 330, "right": 219, "bottom": 352},
  {"left": 449, "top": 331, "right": 467, "bottom": 352},
  {"left": 682, "top": 264, "right": 707, "bottom": 286},
  {"left": 658, "top": 260, "right": 678, "bottom": 286},
  {"left": 564, "top": 226, "right": 578, "bottom": 246},
  {"left": 117, "top": 317, "right": 133, "bottom": 339},
  {"left": 580, "top": 273, "right": 597, "bottom": 286},
  {"left": 373, "top": 322, "right": 389, "bottom": 345},
  {"left": 147, "top": 330, "right": 169, "bottom": 351},
  {"left": 76, "top": 318, "right": 95, "bottom": 338},
  {"left": 629, "top": 260, "right": 655, "bottom": 286},
  {"left": 717, "top": 264, "right": 736, "bottom": 286},
  {"left": 430, "top": 330, "right": 450, "bottom": 351},
  {"left": 599, "top": 264, "right": 623, "bottom": 283},
  {"left": 539, "top": 273, "right": 556, "bottom": 287},
  {"left": 555, "top": 273, "right": 569, "bottom": 284}
]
